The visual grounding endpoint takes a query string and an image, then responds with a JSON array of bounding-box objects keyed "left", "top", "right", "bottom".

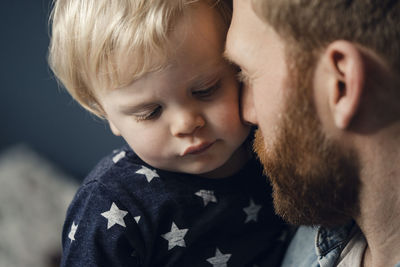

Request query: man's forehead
[
  {"left": 234, "top": 0, "right": 251, "bottom": 6},
  {"left": 225, "top": 0, "right": 268, "bottom": 68},
  {"left": 224, "top": 1, "right": 250, "bottom": 63}
]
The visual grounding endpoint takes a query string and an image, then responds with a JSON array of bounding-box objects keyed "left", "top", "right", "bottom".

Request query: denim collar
[
  {"left": 315, "top": 221, "right": 400, "bottom": 267},
  {"left": 315, "top": 221, "right": 355, "bottom": 267},
  {"left": 315, "top": 221, "right": 355, "bottom": 256}
]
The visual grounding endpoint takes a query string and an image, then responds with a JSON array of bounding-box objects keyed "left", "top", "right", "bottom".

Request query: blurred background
[
  {"left": 1, "top": 0, "right": 125, "bottom": 180},
  {"left": 0, "top": 1, "right": 124, "bottom": 266}
]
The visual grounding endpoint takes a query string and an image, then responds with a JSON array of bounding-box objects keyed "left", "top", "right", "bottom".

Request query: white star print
[
  {"left": 206, "top": 248, "right": 232, "bottom": 267},
  {"left": 136, "top": 166, "right": 159, "bottom": 182},
  {"left": 161, "top": 222, "right": 188, "bottom": 250},
  {"left": 112, "top": 150, "right": 126, "bottom": 163},
  {"left": 195, "top": 189, "right": 217, "bottom": 206},
  {"left": 134, "top": 216, "right": 141, "bottom": 223},
  {"left": 68, "top": 221, "right": 78, "bottom": 242},
  {"left": 101, "top": 202, "right": 128, "bottom": 229},
  {"left": 243, "top": 198, "right": 262, "bottom": 223}
]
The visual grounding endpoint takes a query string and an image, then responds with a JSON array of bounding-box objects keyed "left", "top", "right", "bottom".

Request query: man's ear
[
  {"left": 323, "top": 40, "right": 365, "bottom": 129},
  {"left": 108, "top": 120, "right": 121, "bottom": 136}
]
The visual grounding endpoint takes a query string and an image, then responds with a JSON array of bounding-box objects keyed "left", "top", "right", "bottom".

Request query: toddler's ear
[{"left": 108, "top": 121, "right": 121, "bottom": 136}]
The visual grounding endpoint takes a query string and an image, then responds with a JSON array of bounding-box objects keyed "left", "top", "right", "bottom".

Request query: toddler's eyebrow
[
  {"left": 119, "top": 105, "right": 138, "bottom": 115},
  {"left": 119, "top": 103, "right": 151, "bottom": 115}
]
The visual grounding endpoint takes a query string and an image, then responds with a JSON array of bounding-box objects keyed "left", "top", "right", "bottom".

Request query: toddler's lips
[{"left": 182, "top": 141, "right": 215, "bottom": 156}]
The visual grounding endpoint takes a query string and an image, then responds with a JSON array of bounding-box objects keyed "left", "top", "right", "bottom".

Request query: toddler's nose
[{"left": 170, "top": 111, "right": 205, "bottom": 137}]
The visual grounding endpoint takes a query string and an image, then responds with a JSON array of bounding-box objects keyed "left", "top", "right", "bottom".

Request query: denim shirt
[{"left": 281, "top": 222, "right": 400, "bottom": 267}]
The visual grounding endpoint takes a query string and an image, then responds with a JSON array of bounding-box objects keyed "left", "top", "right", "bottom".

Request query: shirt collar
[
  {"left": 314, "top": 221, "right": 355, "bottom": 267},
  {"left": 315, "top": 221, "right": 355, "bottom": 257},
  {"left": 315, "top": 221, "right": 400, "bottom": 267}
]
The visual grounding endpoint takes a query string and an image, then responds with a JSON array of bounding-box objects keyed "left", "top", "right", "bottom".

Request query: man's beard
[{"left": 253, "top": 62, "right": 360, "bottom": 228}]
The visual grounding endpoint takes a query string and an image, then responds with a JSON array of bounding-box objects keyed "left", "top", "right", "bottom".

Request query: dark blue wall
[{"left": 0, "top": 0, "right": 125, "bottom": 180}]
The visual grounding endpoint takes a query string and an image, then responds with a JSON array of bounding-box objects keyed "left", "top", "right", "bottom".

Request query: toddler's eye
[
  {"left": 134, "top": 106, "right": 162, "bottom": 122},
  {"left": 192, "top": 80, "right": 221, "bottom": 99}
]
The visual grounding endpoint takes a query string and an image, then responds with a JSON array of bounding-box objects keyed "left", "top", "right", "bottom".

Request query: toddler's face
[{"left": 98, "top": 2, "right": 250, "bottom": 177}]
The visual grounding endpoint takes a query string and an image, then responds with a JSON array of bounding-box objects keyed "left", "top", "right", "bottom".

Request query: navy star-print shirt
[{"left": 61, "top": 145, "right": 289, "bottom": 267}]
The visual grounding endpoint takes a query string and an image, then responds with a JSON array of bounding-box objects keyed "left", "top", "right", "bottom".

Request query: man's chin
[
  {"left": 252, "top": 127, "right": 360, "bottom": 228},
  {"left": 271, "top": 183, "right": 354, "bottom": 227}
]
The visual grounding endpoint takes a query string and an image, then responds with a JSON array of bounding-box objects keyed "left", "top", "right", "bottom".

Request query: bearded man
[{"left": 225, "top": 0, "right": 400, "bottom": 266}]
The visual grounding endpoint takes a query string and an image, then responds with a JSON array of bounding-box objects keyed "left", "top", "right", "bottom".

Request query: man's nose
[
  {"left": 241, "top": 85, "right": 258, "bottom": 125},
  {"left": 170, "top": 110, "right": 205, "bottom": 137}
]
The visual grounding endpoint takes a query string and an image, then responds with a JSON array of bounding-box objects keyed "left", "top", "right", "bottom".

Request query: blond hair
[
  {"left": 252, "top": 0, "right": 400, "bottom": 74},
  {"left": 48, "top": 0, "right": 231, "bottom": 117}
]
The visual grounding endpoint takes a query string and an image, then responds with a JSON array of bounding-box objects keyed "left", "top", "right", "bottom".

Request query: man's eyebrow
[
  {"left": 223, "top": 49, "right": 249, "bottom": 76},
  {"left": 222, "top": 49, "right": 237, "bottom": 66}
]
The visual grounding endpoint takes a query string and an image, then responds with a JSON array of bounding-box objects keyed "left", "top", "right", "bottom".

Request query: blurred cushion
[{"left": 0, "top": 145, "right": 78, "bottom": 267}]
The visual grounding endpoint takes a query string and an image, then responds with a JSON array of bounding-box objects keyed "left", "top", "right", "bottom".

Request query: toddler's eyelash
[
  {"left": 134, "top": 106, "right": 162, "bottom": 122},
  {"left": 133, "top": 79, "right": 221, "bottom": 122},
  {"left": 192, "top": 80, "right": 221, "bottom": 98}
]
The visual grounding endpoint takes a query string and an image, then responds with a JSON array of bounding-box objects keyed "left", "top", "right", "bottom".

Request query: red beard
[{"left": 253, "top": 62, "right": 360, "bottom": 227}]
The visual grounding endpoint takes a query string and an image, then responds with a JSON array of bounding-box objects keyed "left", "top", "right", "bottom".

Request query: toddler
[{"left": 49, "top": 0, "right": 287, "bottom": 266}]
